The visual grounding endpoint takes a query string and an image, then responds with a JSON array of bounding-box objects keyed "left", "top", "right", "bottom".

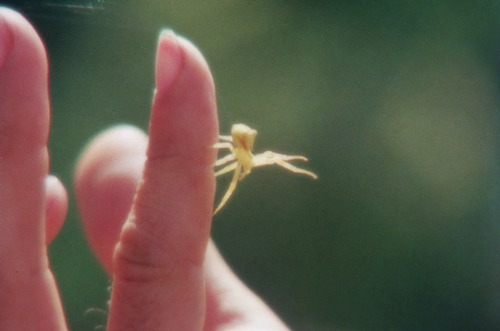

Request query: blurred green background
[{"left": 6, "top": 0, "right": 500, "bottom": 330}]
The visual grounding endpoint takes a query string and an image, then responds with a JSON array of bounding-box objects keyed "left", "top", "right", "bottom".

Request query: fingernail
[
  {"left": 0, "top": 14, "right": 13, "bottom": 69},
  {"left": 155, "top": 29, "right": 183, "bottom": 92}
]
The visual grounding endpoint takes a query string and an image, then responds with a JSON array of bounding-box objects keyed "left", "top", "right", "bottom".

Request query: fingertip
[
  {"left": 75, "top": 125, "right": 147, "bottom": 273},
  {"left": 0, "top": 6, "right": 47, "bottom": 80},
  {"left": 155, "top": 29, "right": 183, "bottom": 93},
  {"left": 75, "top": 124, "right": 147, "bottom": 187},
  {"left": 0, "top": 10, "right": 13, "bottom": 69},
  {"left": 149, "top": 30, "right": 218, "bottom": 163},
  {"left": 0, "top": 7, "right": 49, "bottom": 151},
  {"left": 45, "top": 175, "right": 68, "bottom": 245}
]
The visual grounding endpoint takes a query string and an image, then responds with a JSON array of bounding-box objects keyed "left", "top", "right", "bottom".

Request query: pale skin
[{"left": 0, "top": 7, "right": 289, "bottom": 331}]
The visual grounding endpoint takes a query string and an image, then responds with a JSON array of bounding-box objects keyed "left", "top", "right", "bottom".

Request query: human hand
[{"left": 0, "top": 7, "right": 289, "bottom": 330}]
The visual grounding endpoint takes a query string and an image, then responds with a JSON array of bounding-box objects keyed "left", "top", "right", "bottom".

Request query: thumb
[{"left": 107, "top": 31, "right": 218, "bottom": 331}]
